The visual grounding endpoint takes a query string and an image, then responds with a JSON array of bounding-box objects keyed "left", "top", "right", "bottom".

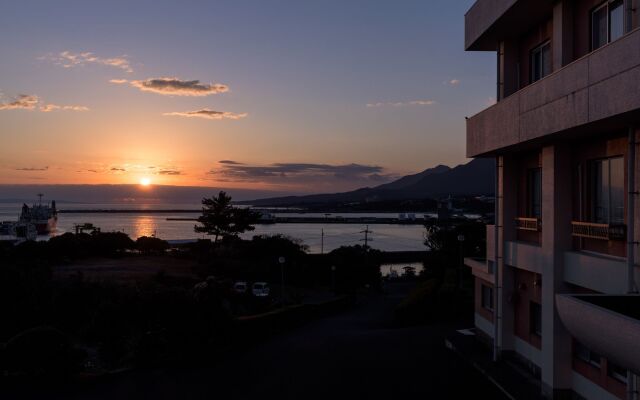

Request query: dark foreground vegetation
[
  {"left": 394, "top": 220, "right": 486, "bottom": 325},
  {"left": 0, "top": 230, "right": 383, "bottom": 379},
  {"left": 0, "top": 191, "right": 487, "bottom": 385}
]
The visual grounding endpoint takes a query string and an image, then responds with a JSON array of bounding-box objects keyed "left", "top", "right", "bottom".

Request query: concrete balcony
[
  {"left": 465, "top": 0, "right": 517, "bottom": 50},
  {"left": 465, "top": 0, "right": 553, "bottom": 51},
  {"left": 465, "top": 257, "right": 493, "bottom": 283},
  {"left": 564, "top": 251, "right": 639, "bottom": 294},
  {"left": 467, "top": 27, "right": 640, "bottom": 157},
  {"left": 557, "top": 294, "right": 640, "bottom": 374},
  {"left": 504, "top": 241, "right": 543, "bottom": 274}
]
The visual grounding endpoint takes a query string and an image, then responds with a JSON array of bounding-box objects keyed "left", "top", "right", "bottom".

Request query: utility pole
[
  {"left": 321, "top": 228, "right": 324, "bottom": 255},
  {"left": 360, "top": 225, "right": 373, "bottom": 249}
]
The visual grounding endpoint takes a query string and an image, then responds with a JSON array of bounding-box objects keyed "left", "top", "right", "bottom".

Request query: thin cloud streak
[
  {"left": 163, "top": 109, "right": 247, "bottom": 120},
  {"left": 156, "top": 169, "right": 183, "bottom": 176},
  {"left": 366, "top": 99, "right": 436, "bottom": 108},
  {"left": 42, "top": 51, "right": 133, "bottom": 73},
  {"left": 0, "top": 94, "right": 88, "bottom": 112},
  {"left": 40, "top": 104, "right": 89, "bottom": 112},
  {"left": 0, "top": 95, "right": 39, "bottom": 110},
  {"left": 15, "top": 166, "right": 49, "bottom": 171},
  {"left": 112, "top": 77, "right": 229, "bottom": 96}
]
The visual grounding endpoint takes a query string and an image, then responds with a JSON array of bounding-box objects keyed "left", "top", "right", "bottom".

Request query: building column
[
  {"left": 540, "top": 145, "right": 573, "bottom": 398},
  {"left": 553, "top": 0, "right": 574, "bottom": 70},
  {"left": 634, "top": 127, "right": 640, "bottom": 292},
  {"left": 497, "top": 37, "right": 519, "bottom": 101},
  {"left": 498, "top": 155, "right": 518, "bottom": 353}
]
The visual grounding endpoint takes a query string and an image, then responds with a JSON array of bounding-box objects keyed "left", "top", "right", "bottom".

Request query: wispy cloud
[
  {"left": 0, "top": 94, "right": 39, "bottom": 110},
  {"left": 112, "top": 77, "right": 229, "bottom": 96},
  {"left": 77, "top": 163, "right": 185, "bottom": 176},
  {"left": 366, "top": 100, "right": 436, "bottom": 108},
  {"left": 0, "top": 94, "right": 88, "bottom": 112},
  {"left": 156, "top": 169, "right": 183, "bottom": 176},
  {"left": 163, "top": 109, "right": 247, "bottom": 120},
  {"left": 40, "top": 104, "right": 89, "bottom": 112},
  {"left": 42, "top": 51, "right": 133, "bottom": 73},
  {"left": 15, "top": 166, "right": 49, "bottom": 171}
]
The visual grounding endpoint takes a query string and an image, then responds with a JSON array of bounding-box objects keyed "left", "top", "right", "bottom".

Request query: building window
[
  {"left": 530, "top": 302, "right": 542, "bottom": 336},
  {"left": 481, "top": 284, "right": 493, "bottom": 311},
  {"left": 592, "top": 0, "right": 625, "bottom": 51},
  {"left": 608, "top": 363, "right": 628, "bottom": 383},
  {"left": 590, "top": 156, "right": 624, "bottom": 224},
  {"left": 575, "top": 341, "right": 602, "bottom": 368},
  {"left": 530, "top": 41, "right": 551, "bottom": 83},
  {"left": 527, "top": 168, "right": 542, "bottom": 218}
]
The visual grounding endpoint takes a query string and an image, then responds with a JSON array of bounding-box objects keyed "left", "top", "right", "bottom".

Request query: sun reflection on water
[{"left": 134, "top": 215, "right": 157, "bottom": 239}]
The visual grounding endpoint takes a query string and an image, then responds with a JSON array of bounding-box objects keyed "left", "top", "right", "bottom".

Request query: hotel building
[{"left": 464, "top": 1, "right": 640, "bottom": 398}]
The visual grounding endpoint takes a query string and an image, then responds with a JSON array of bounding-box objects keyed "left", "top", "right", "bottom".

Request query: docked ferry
[{"left": 19, "top": 194, "right": 58, "bottom": 234}]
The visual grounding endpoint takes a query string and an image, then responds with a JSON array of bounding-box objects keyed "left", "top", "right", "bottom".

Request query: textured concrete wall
[
  {"left": 467, "top": 27, "right": 640, "bottom": 157},
  {"left": 564, "top": 251, "right": 633, "bottom": 294}
]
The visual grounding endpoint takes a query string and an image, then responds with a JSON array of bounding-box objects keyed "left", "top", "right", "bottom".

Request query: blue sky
[{"left": 0, "top": 0, "right": 495, "bottom": 193}]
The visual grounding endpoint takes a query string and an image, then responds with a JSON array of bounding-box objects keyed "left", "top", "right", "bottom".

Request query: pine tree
[{"left": 194, "top": 191, "right": 260, "bottom": 242}]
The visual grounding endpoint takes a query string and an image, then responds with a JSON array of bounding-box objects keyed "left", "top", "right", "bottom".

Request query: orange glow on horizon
[{"left": 139, "top": 177, "right": 152, "bottom": 186}]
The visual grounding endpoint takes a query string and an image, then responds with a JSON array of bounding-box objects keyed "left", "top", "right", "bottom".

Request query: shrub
[{"left": 136, "top": 236, "right": 170, "bottom": 254}]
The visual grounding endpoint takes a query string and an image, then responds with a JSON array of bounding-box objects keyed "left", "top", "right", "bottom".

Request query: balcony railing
[
  {"left": 571, "top": 221, "right": 626, "bottom": 241},
  {"left": 515, "top": 217, "right": 541, "bottom": 232}
]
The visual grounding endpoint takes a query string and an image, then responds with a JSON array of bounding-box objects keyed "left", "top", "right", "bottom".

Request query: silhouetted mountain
[
  {"left": 245, "top": 158, "right": 494, "bottom": 206},
  {"left": 374, "top": 164, "right": 451, "bottom": 191}
]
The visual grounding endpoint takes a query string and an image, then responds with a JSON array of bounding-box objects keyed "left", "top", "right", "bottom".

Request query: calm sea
[{"left": 0, "top": 202, "right": 430, "bottom": 254}]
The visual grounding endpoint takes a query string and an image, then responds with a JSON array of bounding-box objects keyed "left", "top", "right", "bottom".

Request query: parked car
[
  {"left": 252, "top": 282, "right": 270, "bottom": 297},
  {"left": 233, "top": 281, "right": 248, "bottom": 294}
]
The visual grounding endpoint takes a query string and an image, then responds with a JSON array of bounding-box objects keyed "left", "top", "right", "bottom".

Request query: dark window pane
[
  {"left": 592, "top": 159, "right": 610, "bottom": 223},
  {"left": 542, "top": 43, "right": 552, "bottom": 77},
  {"left": 610, "top": 1, "right": 624, "bottom": 42},
  {"left": 481, "top": 285, "right": 493, "bottom": 310},
  {"left": 610, "top": 157, "right": 624, "bottom": 224},
  {"left": 574, "top": 341, "right": 602, "bottom": 368},
  {"left": 528, "top": 168, "right": 542, "bottom": 218},
  {"left": 531, "top": 42, "right": 551, "bottom": 83},
  {"left": 592, "top": 5, "right": 608, "bottom": 49},
  {"left": 531, "top": 49, "right": 541, "bottom": 82},
  {"left": 530, "top": 302, "right": 542, "bottom": 336},
  {"left": 609, "top": 363, "right": 628, "bottom": 383},
  {"left": 576, "top": 342, "right": 590, "bottom": 362}
]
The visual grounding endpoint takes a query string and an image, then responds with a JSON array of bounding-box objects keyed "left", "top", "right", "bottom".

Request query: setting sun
[{"left": 139, "top": 177, "right": 151, "bottom": 186}]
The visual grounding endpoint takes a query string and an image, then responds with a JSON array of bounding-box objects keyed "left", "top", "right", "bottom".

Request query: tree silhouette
[{"left": 194, "top": 191, "right": 260, "bottom": 242}]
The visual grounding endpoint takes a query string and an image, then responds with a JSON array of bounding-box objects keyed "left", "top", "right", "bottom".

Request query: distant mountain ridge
[{"left": 244, "top": 158, "right": 494, "bottom": 206}]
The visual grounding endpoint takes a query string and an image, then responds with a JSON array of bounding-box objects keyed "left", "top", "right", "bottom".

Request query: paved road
[{"left": 14, "top": 282, "right": 507, "bottom": 399}]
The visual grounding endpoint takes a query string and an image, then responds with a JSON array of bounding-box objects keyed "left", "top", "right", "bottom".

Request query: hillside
[{"left": 244, "top": 158, "right": 494, "bottom": 207}]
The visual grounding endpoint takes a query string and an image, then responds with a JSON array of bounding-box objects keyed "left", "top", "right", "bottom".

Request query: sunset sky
[{"left": 0, "top": 0, "right": 493, "bottom": 194}]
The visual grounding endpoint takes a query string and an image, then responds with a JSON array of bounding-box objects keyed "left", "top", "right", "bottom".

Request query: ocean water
[{"left": 0, "top": 202, "right": 429, "bottom": 254}]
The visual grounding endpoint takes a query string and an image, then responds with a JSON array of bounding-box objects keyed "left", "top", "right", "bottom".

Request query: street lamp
[{"left": 279, "top": 256, "right": 286, "bottom": 304}]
